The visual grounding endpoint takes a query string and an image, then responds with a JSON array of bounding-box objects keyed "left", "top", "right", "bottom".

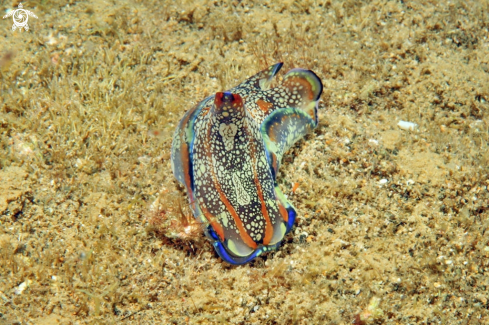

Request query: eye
[{"left": 222, "top": 92, "right": 234, "bottom": 101}]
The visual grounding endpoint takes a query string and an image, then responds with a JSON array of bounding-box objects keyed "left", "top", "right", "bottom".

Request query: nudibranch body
[{"left": 171, "top": 63, "right": 323, "bottom": 264}]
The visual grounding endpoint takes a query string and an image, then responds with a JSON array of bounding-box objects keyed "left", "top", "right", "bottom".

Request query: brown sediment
[{"left": 0, "top": 0, "right": 488, "bottom": 324}]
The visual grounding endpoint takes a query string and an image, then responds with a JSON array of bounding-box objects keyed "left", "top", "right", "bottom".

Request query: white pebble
[
  {"left": 14, "top": 280, "right": 31, "bottom": 295},
  {"left": 397, "top": 120, "right": 418, "bottom": 131}
]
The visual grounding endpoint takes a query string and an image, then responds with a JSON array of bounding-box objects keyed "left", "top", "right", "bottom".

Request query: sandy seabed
[{"left": 1, "top": 0, "right": 488, "bottom": 324}]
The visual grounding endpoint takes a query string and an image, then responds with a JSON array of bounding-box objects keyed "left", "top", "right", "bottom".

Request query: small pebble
[{"left": 397, "top": 120, "right": 418, "bottom": 131}]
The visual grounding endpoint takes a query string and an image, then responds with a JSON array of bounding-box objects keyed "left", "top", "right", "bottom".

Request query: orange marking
[
  {"left": 292, "top": 182, "right": 300, "bottom": 193},
  {"left": 309, "top": 109, "right": 315, "bottom": 120},
  {"left": 234, "top": 95, "right": 244, "bottom": 107},
  {"left": 256, "top": 99, "right": 273, "bottom": 113},
  {"left": 268, "top": 123, "right": 277, "bottom": 142},
  {"left": 285, "top": 77, "right": 314, "bottom": 101},
  {"left": 248, "top": 143, "right": 273, "bottom": 245},
  {"left": 200, "top": 204, "right": 225, "bottom": 241},
  {"left": 201, "top": 106, "right": 210, "bottom": 117},
  {"left": 271, "top": 153, "right": 278, "bottom": 173},
  {"left": 216, "top": 187, "right": 257, "bottom": 249},
  {"left": 203, "top": 111, "right": 257, "bottom": 249},
  {"left": 278, "top": 201, "right": 289, "bottom": 222},
  {"left": 215, "top": 92, "right": 223, "bottom": 106}
]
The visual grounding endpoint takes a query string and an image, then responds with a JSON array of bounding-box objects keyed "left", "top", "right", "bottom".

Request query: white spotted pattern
[
  {"left": 232, "top": 174, "right": 251, "bottom": 205},
  {"left": 219, "top": 122, "right": 238, "bottom": 151},
  {"left": 170, "top": 63, "right": 323, "bottom": 263}
]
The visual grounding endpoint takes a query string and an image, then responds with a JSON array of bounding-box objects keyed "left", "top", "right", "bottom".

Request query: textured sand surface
[{"left": 1, "top": 0, "right": 488, "bottom": 324}]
